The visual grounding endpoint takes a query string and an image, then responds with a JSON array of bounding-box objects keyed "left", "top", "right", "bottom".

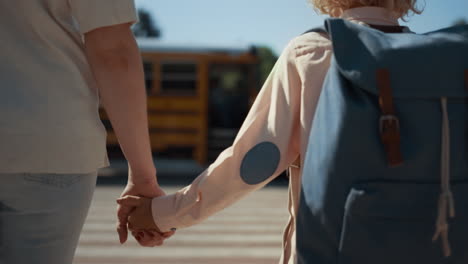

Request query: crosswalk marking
[
  {"left": 74, "top": 185, "right": 289, "bottom": 264},
  {"left": 76, "top": 246, "right": 282, "bottom": 258},
  {"left": 80, "top": 233, "right": 283, "bottom": 243},
  {"left": 82, "top": 222, "right": 285, "bottom": 232}
]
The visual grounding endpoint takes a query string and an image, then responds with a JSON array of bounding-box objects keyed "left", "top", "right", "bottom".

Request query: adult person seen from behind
[{"left": 0, "top": 1, "right": 173, "bottom": 263}]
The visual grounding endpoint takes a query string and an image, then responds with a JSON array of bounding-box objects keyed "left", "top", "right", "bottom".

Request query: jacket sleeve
[
  {"left": 152, "top": 40, "right": 303, "bottom": 232},
  {"left": 70, "top": 0, "right": 138, "bottom": 34}
]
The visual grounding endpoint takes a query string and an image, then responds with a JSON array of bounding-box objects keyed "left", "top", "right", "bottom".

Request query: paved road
[{"left": 74, "top": 185, "right": 289, "bottom": 264}]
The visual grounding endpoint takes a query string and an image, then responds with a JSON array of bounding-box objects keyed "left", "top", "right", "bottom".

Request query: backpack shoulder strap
[
  {"left": 368, "top": 24, "right": 408, "bottom": 33},
  {"left": 303, "top": 23, "right": 408, "bottom": 36}
]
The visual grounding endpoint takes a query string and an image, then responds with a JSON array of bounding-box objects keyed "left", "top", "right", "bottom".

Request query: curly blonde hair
[{"left": 310, "top": 0, "right": 422, "bottom": 19}]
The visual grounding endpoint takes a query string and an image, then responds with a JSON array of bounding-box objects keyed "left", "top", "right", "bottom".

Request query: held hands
[
  {"left": 116, "top": 178, "right": 174, "bottom": 247},
  {"left": 117, "top": 195, "right": 175, "bottom": 246},
  {"left": 118, "top": 195, "right": 158, "bottom": 230}
]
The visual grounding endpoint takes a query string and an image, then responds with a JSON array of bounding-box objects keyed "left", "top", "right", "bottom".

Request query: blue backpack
[{"left": 297, "top": 18, "right": 468, "bottom": 264}]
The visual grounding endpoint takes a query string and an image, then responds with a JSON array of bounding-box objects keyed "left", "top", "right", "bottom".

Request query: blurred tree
[
  {"left": 132, "top": 9, "right": 161, "bottom": 38},
  {"left": 255, "top": 46, "right": 278, "bottom": 85},
  {"left": 452, "top": 18, "right": 468, "bottom": 26}
]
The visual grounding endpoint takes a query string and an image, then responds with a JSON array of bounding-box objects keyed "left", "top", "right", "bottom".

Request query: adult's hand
[
  {"left": 118, "top": 195, "right": 160, "bottom": 231},
  {"left": 116, "top": 175, "right": 164, "bottom": 244}
]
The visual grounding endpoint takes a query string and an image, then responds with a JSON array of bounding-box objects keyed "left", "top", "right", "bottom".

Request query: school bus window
[
  {"left": 209, "top": 65, "right": 249, "bottom": 128},
  {"left": 160, "top": 62, "right": 197, "bottom": 95},
  {"left": 207, "top": 64, "right": 251, "bottom": 161},
  {"left": 143, "top": 61, "right": 154, "bottom": 94}
]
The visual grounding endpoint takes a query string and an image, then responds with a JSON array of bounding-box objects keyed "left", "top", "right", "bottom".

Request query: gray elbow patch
[{"left": 240, "top": 142, "right": 281, "bottom": 185}]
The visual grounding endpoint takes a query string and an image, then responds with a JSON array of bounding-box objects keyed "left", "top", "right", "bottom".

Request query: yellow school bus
[{"left": 100, "top": 39, "right": 260, "bottom": 164}]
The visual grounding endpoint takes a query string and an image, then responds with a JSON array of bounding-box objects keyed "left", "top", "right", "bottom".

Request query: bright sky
[{"left": 135, "top": 0, "right": 468, "bottom": 55}]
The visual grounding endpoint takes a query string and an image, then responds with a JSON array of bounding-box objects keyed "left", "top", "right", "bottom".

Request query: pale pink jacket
[{"left": 152, "top": 7, "right": 401, "bottom": 264}]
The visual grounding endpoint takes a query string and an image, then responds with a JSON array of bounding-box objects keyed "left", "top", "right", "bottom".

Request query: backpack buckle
[
  {"left": 380, "top": 115, "right": 400, "bottom": 133},
  {"left": 379, "top": 115, "right": 403, "bottom": 167}
]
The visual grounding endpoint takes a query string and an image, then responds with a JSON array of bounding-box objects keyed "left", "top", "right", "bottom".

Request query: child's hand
[{"left": 131, "top": 229, "right": 174, "bottom": 247}]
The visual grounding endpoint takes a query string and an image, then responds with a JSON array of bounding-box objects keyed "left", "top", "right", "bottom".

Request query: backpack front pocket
[{"left": 337, "top": 182, "right": 468, "bottom": 264}]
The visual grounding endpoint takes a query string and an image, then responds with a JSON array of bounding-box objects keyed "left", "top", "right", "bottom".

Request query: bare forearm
[{"left": 84, "top": 24, "right": 156, "bottom": 183}]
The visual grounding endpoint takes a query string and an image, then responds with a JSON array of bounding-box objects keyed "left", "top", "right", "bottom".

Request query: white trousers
[{"left": 0, "top": 172, "right": 97, "bottom": 264}]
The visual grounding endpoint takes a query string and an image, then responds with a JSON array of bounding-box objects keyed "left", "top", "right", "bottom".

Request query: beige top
[
  {"left": 151, "top": 7, "right": 400, "bottom": 264},
  {"left": 0, "top": 0, "right": 138, "bottom": 173}
]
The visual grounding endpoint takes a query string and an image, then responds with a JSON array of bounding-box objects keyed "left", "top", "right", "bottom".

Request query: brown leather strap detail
[
  {"left": 377, "top": 70, "right": 396, "bottom": 116},
  {"left": 377, "top": 69, "right": 404, "bottom": 167},
  {"left": 369, "top": 24, "right": 406, "bottom": 33}
]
